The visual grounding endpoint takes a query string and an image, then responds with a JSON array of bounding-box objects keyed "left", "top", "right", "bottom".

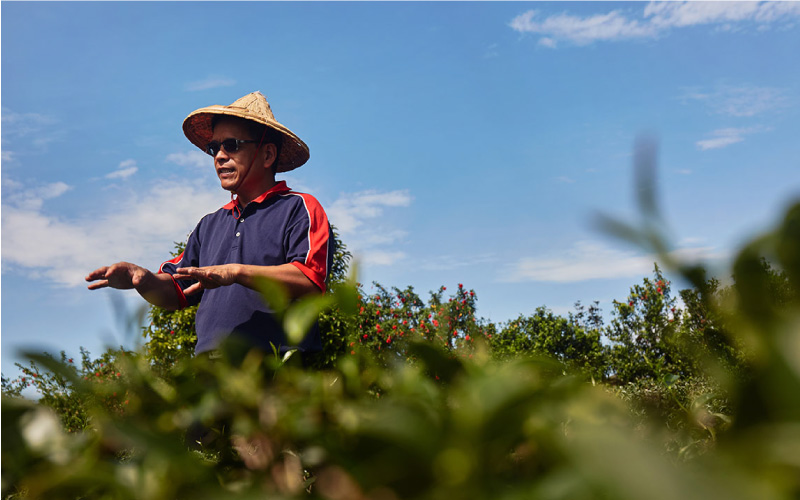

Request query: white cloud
[
  {"left": 644, "top": 1, "right": 800, "bottom": 28},
  {"left": 166, "top": 150, "right": 210, "bottom": 170},
  {"left": 510, "top": 9, "right": 656, "bottom": 46},
  {"left": 327, "top": 189, "right": 412, "bottom": 235},
  {"left": 106, "top": 159, "right": 138, "bottom": 180},
  {"left": 1, "top": 179, "right": 227, "bottom": 287},
  {"left": 358, "top": 250, "right": 407, "bottom": 267},
  {"left": 1, "top": 109, "right": 62, "bottom": 148},
  {"left": 185, "top": 76, "right": 236, "bottom": 92},
  {"left": 696, "top": 126, "right": 765, "bottom": 151},
  {"left": 418, "top": 253, "right": 498, "bottom": 272},
  {"left": 511, "top": 2, "right": 800, "bottom": 47},
  {"left": 502, "top": 240, "right": 724, "bottom": 283},
  {"left": 4, "top": 180, "right": 73, "bottom": 211},
  {"left": 1, "top": 110, "right": 57, "bottom": 135},
  {"left": 327, "top": 189, "right": 413, "bottom": 267},
  {"left": 538, "top": 37, "right": 558, "bottom": 49},
  {"left": 685, "top": 84, "right": 788, "bottom": 117},
  {"left": 0, "top": 183, "right": 412, "bottom": 284}
]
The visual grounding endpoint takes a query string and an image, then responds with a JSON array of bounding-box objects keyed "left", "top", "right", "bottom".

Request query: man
[{"left": 86, "top": 91, "right": 334, "bottom": 356}]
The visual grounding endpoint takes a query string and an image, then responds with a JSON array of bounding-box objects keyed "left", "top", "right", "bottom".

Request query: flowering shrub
[{"left": 4, "top": 160, "right": 800, "bottom": 498}]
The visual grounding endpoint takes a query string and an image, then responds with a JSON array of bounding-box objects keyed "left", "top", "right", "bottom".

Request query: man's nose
[{"left": 214, "top": 148, "right": 230, "bottom": 164}]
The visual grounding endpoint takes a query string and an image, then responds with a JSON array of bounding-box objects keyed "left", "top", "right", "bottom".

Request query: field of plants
[{"left": 4, "top": 164, "right": 800, "bottom": 499}]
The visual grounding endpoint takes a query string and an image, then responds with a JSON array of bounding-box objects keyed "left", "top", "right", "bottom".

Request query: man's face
[{"left": 210, "top": 119, "right": 269, "bottom": 196}]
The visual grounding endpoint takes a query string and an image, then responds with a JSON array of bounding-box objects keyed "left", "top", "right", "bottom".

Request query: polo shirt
[{"left": 159, "top": 181, "right": 334, "bottom": 354}]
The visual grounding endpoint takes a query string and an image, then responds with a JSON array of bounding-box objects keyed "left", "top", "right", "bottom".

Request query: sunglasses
[{"left": 204, "top": 138, "right": 259, "bottom": 157}]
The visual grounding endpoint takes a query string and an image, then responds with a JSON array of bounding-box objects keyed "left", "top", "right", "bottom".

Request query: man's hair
[{"left": 211, "top": 115, "right": 283, "bottom": 174}]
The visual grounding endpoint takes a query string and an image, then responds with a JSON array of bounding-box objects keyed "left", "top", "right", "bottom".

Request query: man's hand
[
  {"left": 86, "top": 262, "right": 182, "bottom": 310},
  {"left": 173, "top": 263, "right": 319, "bottom": 299},
  {"left": 173, "top": 264, "right": 241, "bottom": 296},
  {"left": 86, "top": 262, "right": 149, "bottom": 290}
]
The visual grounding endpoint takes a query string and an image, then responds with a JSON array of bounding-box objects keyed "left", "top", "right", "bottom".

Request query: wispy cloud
[
  {"left": 1, "top": 179, "right": 227, "bottom": 287},
  {"left": 3, "top": 180, "right": 73, "bottom": 211},
  {"left": 166, "top": 150, "right": 209, "bottom": 169},
  {"left": 681, "top": 84, "right": 789, "bottom": 117},
  {"left": 510, "top": 9, "right": 655, "bottom": 46},
  {"left": 1, "top": 109, "right": 62, "bottom": 148},
  {"left": 106, "top": 159, "right": 138, "bottom": 180},
  {"left": 0, "top": 183, "right": 413, "bottom": 286},
  {"left": 696, "top": 126, "right": 766, "bottom": 151},
  {"left": 327, "top": 189, "right": 413, "bottom": 267},
  {"left": 185, "top": 76, "right": 237, "bottom": 92},
  {"left": 511, "top": 2, "right": 800, "bottom": 47},
  {"left": 501, "top": 240, "right": 725, "bottom": 283},
  {"left": 327, "top": 190, "right": 412, "bottom": 235},
  {"left": 483, "top": 43, "right": 500, "bottom": 58},
  {"left": 418, "top": 253, "right": 498, "bottom": 272}
]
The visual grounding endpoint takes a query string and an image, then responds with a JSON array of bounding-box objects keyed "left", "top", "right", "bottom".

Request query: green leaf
[
  {"left": 252, "top": 276, "right": 290, "bottom": 318},
  {"left": 284, "top": 294, "right": 335, "bottom": 345}
]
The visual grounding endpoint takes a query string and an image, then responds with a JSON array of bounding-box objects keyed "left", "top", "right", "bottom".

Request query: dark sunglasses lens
[
  {"left": 205, "top": 141, "right": 221, "bottom": 156},
  {"left": 221, "top": 139, "right": 240, "bottom": 153}
]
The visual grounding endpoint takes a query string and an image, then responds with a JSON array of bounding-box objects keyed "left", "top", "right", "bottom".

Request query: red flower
[
  {"left": 433, "top": 320, "right": 439, "bottom": 327},
  {"left": 458, "top": 283, "right": 463, "bottom": 288},
  {"left": 465, "top": 335, "right": 471, "bottom": 341},
  {"left": 68, "top": 358, "right": 74, "bottom": 363}
]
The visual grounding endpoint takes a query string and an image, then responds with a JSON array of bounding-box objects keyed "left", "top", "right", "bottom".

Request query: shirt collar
[{"left": 222, "top": 181, "right": 292, "bottom": 214}]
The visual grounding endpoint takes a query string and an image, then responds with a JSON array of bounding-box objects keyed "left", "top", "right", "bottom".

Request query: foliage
[
  {"left": 4, "top": 143, "right": 800, "bottom": 498},
  {"left": 141, "top": 240, "right": 198, "bottom": 375},
  {"left": 2, "top": 348, "right": 132, "bottom": 434},
  {"left": 490, "top": 305, "right": 607, "bottom": 381},
  {"left": 5, "top": 197, "right": 800, "bottom": 498}
]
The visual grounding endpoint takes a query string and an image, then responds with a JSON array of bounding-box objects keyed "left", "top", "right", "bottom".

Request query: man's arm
[
  {"left": 86, "top": 262, "right": 183, "bottom": 310},
  {"left": 172, "top": 263, "right": 319, "bottom": 299}
]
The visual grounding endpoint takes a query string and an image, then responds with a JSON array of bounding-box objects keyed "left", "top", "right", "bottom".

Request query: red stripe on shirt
[
  {"left": 158, "top": 252, "right": 189, "bottom": 309},
  {"left": 288, "top": 192, "right": 331, "bottom": 293}
]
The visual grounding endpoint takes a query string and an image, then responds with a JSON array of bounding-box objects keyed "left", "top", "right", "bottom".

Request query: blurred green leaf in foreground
[{"left": 3, "top": 137, "right": 800, "bottom": 499}]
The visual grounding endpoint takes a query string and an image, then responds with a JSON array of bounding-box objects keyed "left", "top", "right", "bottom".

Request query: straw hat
[{"left": 183, "top": 91, "right": 309, "bottom": 172}]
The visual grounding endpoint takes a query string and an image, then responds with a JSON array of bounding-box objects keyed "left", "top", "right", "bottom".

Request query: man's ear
[{"left": 262, "top": 143, "right": 278, "bottom": 171}]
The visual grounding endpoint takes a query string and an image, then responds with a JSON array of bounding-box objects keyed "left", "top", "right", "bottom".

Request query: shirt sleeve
[
  {"left": 158, "top": 224, "right": 203, "bottom": 309},
  {"left": 284, "top": 193, "right": 334, "bottom": 293}
]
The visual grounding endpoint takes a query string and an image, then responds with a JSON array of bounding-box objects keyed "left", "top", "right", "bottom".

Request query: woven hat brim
[{"left": 183, "top": 105, "right": 309, "bottom": 173}]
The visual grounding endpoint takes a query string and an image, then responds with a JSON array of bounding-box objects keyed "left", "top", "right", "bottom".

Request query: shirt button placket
[{"left": 236, "top": 216, "right": 244, "bottom": 237}]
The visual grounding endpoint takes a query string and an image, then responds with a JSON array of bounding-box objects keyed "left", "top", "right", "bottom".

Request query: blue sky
[{"left": 3, "top": 1, "right": 800, "bottom": 375}]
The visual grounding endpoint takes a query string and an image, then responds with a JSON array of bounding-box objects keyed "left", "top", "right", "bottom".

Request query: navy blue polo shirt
[{"left": 159, "top": 181, "right": 334, "bottom": 354}]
